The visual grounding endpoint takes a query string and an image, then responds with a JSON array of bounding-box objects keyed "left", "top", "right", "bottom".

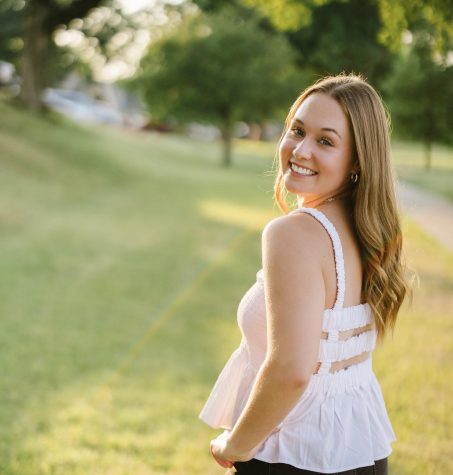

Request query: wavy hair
[{"left": 273, "top": 73, "right": 417, "bottom": 344}]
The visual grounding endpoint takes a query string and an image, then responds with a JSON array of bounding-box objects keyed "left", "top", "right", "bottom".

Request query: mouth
[{"left": 289, "top": 161, "right": 318, "bottom": 176}]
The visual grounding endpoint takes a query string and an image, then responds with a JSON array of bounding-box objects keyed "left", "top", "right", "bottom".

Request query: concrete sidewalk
[{"left": 397, "top": 180, "right": 453, "bottom": 252}]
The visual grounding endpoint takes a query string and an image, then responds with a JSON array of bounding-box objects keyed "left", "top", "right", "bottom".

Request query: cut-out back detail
[
  {"left": 314, "top": 350, "right": 371, "bottom": 375},
  {"left": 321, "top": 323, "right": 374, "bottom": 341},
  {"left": 289, "top": 207, "right": 374, "bottom": 376}
]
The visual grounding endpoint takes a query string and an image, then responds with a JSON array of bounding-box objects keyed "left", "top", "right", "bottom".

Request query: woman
[{"left": 199, "top": 74, "right": 414, "bottom": 474}]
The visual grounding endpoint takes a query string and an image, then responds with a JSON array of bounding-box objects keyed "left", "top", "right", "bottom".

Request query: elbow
[
  {"left": 287, "top": 375, "right": 311, "bottom": 390},
  {"left": 263, "top": 360, "right": 311, "bottom": 389}
]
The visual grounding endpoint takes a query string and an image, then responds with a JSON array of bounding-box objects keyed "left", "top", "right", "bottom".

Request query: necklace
[
  {"left": 305, "top": 193, "right": 344, "bottom": 208},
  {"left": 324, "top": 195, "right": 337, "bottom": 203}
]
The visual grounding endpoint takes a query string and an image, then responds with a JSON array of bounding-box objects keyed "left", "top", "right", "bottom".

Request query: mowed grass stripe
[{"left": 89, "top": 226, "right": 256, "bottom": 404}]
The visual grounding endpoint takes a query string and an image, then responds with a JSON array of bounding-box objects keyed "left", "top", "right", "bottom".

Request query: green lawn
[{"left": 0, "top": 101, "right": 451, "bottom": 474}]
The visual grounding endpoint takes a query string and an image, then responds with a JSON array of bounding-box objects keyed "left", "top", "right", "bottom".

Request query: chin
[{"left": 284, "top": 175, "right": 314, "bottom": 196}]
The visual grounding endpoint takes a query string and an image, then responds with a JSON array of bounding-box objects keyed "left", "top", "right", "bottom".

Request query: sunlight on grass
[
  {"left": 199, "top": 199, "right": 277, "bottom": 231},
  {"left": 19, "top": 390, "right": 155, "bottom": 475}
]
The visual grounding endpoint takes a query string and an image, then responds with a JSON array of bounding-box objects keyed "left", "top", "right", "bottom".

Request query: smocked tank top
[{"left": 199, "top": 207, "right": 396, "bottom": 473}]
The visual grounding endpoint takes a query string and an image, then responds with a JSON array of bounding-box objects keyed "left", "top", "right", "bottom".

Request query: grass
[
  {"left": 391, "top": 140, "right": 453, "bottom": 202},
  {"left": 0, "top": 100, "right": 452, "bottom": 474}
]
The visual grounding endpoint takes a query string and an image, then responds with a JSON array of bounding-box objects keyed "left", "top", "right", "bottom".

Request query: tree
[
  {"left": 285, "top": 0, "right": 395, "bottom": 89},
  {"left": 133, "top": 7, "right": 301, "bottom": 166},
  {"left": 385, "top": 34, "right": 453, "bottom": 170},
  {"left": 17, "top": 0, "right": 111, "bottom": 111}
]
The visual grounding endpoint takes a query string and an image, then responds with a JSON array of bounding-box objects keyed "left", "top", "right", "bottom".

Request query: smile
[{"left": 290, "top": 162, "right": 318, "bottom": 176}]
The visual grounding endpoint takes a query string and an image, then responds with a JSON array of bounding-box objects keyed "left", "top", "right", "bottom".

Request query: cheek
[
  {"left": 279, "top": 139, "right": 293, "bottom": 163},
  {"left": 331, "top": 153, "right": 353, "bottom": 180}
]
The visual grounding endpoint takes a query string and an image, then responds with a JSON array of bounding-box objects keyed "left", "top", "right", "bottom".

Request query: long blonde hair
[{"left": 273, "top": 73, "right": 416, "bottom": 344}]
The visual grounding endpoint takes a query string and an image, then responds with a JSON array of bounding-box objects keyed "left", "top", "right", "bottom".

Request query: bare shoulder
[
  {"left": 262, "top": 212, "right": 329, "bottom": 260},
  {"left": 261, "top": 212, "right": 327, "bottom": 381}
]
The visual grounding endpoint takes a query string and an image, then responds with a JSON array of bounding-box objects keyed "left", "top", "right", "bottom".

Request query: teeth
[{"left": 291, "top": 163, "right": 316, "bottom": 175}]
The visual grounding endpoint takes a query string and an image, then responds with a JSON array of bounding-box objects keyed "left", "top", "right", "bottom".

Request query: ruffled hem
[
  {"left": 198, "top": 340, "right": 257, "bottom": 430},
  {"left": 254, "top": 372, "right": 397, "bottom": 473}
]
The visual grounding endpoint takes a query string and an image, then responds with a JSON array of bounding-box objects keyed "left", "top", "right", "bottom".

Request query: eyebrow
[{"left": 292, "top": 118, "right": 342, "bottom": 140}]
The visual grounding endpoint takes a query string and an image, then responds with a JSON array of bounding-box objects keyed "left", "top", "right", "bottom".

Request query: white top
[{"left": 199, "top": 207, "right": 396, "bottom": 473}]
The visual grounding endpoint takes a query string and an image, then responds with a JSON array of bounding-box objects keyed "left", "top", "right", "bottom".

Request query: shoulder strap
[{"left": 289, "top": 207, "right": 345, "bottom": 309}]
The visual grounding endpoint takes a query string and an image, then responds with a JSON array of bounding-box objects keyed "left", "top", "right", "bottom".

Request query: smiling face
[{"left": 279, "top": 92, "right": 356, "bottom": 207}]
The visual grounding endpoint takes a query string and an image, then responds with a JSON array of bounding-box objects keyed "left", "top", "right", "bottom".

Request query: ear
[{"left": 350, "top": 161, "right": 360, "bottom": 174}]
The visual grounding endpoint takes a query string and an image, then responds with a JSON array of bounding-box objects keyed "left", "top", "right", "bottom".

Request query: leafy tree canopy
[
  {"left": 193, "top": 0, "right": 453, "bottom": 55},
  {"left": 377, "top": 0, "right": 453, "bottom": 54},
  {"left": 285, "top": 0, "right": 394, "bottom": 89}
]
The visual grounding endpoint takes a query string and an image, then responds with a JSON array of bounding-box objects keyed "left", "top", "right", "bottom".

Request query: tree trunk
[
  {"left": 220, "top": 119, "right": 232, "bottom": 167},
  {"left": 424, "top": 140, "right": 432, "bottom": 171},
  {"left": 19, "top": 0, "right": 51, "bottom": 111}
]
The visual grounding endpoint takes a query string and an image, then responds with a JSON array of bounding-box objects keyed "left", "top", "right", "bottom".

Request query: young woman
[{"left": 199, "top": 74, "right": 414, "bottom": 474}]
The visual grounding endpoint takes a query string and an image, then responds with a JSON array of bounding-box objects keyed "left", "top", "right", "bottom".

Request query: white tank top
[{"left": 199, "top": 207, "right": 396, "bottom": 473}]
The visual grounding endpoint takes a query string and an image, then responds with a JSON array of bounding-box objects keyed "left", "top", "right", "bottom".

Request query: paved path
[{"left": 397, "top": 181, "right": 453, "bottom": 252}]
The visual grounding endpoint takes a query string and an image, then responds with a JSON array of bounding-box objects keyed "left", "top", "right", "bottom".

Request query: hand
[{"left": 210, "top": 430, "right": 262, "bottom": 469}]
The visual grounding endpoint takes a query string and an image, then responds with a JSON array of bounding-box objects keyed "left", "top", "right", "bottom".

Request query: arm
[{"left": 214, "top": 214, "right": 327, "bottom": 461}]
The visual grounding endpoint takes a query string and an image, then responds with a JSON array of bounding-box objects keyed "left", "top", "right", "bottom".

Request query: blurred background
[{"left": 0, "top": 0, "right": 452, "bottom": 474}]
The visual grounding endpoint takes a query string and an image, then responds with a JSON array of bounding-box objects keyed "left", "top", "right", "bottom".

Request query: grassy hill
[{"left": 0, "top": 100, "right": 452, "bottom": 474}]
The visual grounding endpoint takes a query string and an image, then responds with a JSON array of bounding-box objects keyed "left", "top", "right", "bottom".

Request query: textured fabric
[{"left": 199, "top": 207, "right": 396, "bottom": 473}]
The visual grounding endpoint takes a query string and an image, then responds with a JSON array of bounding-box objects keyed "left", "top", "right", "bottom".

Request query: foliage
[
  {"left": 239, "top": 0, "right": 332, "bottom": 31},
  {"left": 285, "top": 0, "right": 395, "bottom": 89},
  {"left": 0, "top": 0, "right": 23, "bottom": 63},
  {"left": 377, "top": 0, "right": 453, "bottom": 55},
  {"left": 385, "top": 33, "right": 453, "bottom": 168},
  {"left": 193, "top": 0, "right": 453, "bottom": 57}
]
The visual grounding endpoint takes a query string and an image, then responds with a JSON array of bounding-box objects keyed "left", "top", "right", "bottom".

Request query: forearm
[{"left": 227, "top": 360, "right": 309, "bottom": 454}]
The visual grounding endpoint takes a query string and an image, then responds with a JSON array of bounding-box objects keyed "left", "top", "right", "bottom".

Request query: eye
[
  {"left": 290, "top": 127, "right": 304, "bottom": 137},
  {"left": 320, "top": 137, "right": 333, "bottom": 146}
]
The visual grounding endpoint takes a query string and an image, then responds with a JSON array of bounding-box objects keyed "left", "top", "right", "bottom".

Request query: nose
[{"left": 292, "top": 138, "right": 313, "bottom": 161}]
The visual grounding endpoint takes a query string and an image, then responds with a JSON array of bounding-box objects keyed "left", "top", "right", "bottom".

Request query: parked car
[
  {"left": 0, "top": 60, "right": 21, "bottom": 96},
  {"left": 41, "top": 88, "right": 123, "bottom": 125}
]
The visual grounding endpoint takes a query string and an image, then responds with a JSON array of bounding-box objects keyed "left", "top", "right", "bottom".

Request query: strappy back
[
  {"left": 289, "top": 207, "right": 345, "bottom": 310},
  {"left": 288, "top": 207, "right": 374, "bottom": 378}
]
